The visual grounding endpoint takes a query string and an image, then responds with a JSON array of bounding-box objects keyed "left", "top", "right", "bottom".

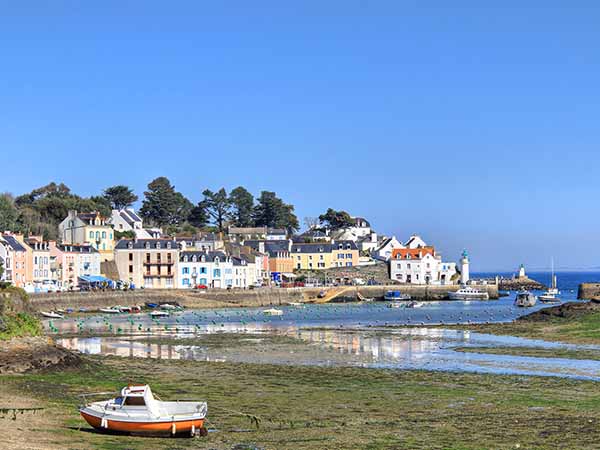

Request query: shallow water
[{"left": 48, "top": 292, "right": 600, "bottom": 380}]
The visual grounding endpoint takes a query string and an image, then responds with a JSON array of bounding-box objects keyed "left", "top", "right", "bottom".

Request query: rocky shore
[{"left": 498, "top": 276, "right": 546, "bottom": 291}]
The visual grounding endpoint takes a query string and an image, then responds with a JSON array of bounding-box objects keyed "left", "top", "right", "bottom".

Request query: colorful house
[{"left": 59, "top": 210, "right": 114, "bottom": 261}]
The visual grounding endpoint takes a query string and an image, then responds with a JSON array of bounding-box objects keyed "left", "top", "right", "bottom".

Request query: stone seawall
[
  {"left": 28, "top": 284, "right": 499, "bottom": 311},
  {"left": 578, "top": 283, "right": 600, "bottom": 301}
]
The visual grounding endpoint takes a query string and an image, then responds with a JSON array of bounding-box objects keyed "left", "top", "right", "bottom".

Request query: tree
[
  {"left": 140, "top": 177, "right": 192, "bottom": 227},
  {"left": 200, "top": 188, "right": 231, "bottom": 232},
  {"left": 318, "top": 208, "right": 354, "bottom": 230},
  {"left": 303, "top": 216, "right": 319, "bottom": 230},
  {"left": 254, "top": 191, "right": 299, "bottom": 232},
  {"left": 103, "top": 185, "right": 138, "bottom": 210},
  {"left": 0, "top": 194, "right": 19, "bottom": 232},
  {"left": 229, "top": 186, "right": 255, "bottom": 227},
  {"left": 188, "top": 203, "right": 208, "bottom": 228}
]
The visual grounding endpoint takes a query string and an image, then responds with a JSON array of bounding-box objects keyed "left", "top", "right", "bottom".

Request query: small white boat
[
  {"left": 263, "top": 308, "right": 284, "bottom": 316},
  {"left": 448, "top": 287, "right": 490, "bottom": 300},
  {"left": 100, "top": 307, "right": 121, "bottom": 314},
  {"left": 538, "top": 293, "right": 560, "bottom": 303},
  {"left": 79, "top": 384, "right": 207, "bottom": 436},
  {"left": 288, "top": 302, "right": 304, "bottom": 307},
  {"left": 387, "top": 301, "right": 406, "bottom": 309},
  {"left": 357, "top": 292, "right": 374, "bottom": 302},
  {"left": 406, "top": 301, "right": 424, "bottom": 308},
  {"left": 150, "top": 310, "right": 170, "bottom": 318},
  {"left": 41, "top": 311, "right": 64, "bottom": 319},
  {"left": 160, "top": 304, "right": 182, "bottom": 311},
  {"left": 515, "top": 290, "right": 537, "bottom": 307}
]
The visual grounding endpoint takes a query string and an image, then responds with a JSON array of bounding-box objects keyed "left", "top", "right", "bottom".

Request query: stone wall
[
  {"left": 28, "top": 283, "right": 498, "bottom": 311},
  {"left": 578, "top": 283, "right": 600, "bottom": 300}
]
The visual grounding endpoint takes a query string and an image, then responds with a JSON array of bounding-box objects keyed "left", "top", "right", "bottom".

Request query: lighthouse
[{"left": 460, "top": 250, "right": 470, "bottom": 285}]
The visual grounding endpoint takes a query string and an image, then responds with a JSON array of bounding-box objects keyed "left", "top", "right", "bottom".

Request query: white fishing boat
[
  {"left": 160, "top": 303, "right": 182, "bottom": 311},
  {"left": 288, "top": 302, "right": 304, "bottom": 307},
  {"left": 41, "top": 311, "right": 64, "bottom": 319},
  {"left": 100, "top": 307, "right": 121, "bottom": 314},
  {"left": 357, "top": 292, "right": 374, "bottom": 302},
  {"left": 448, "top": 287, "right": 490, "bottom": 300},
  {"left": 515, "top": 290, "right": 537, "bottom": 307},
  {"left": 263, "top": 308, "right": 284, "bottom": 316},
  {"left": 79, "top": 384, "right": 207, "bottom": 437},
  {"left": 150, "top": 310, "right": 170, "bottom": 318}
]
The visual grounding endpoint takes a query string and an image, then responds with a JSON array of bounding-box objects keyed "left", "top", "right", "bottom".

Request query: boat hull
[{"left": 80, "top": 410, "right": 205, "bottom": 435}]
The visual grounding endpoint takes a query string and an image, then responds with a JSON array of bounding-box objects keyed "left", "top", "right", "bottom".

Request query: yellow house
[
  {"left": 59, "top": 211, "right": 115, "bottom": 261},
  {"left": 330, "top": 240, "right": 359, "bottom": 268},
  {"left": 291, "top": 243, "right": 334, "bottom": 270}
]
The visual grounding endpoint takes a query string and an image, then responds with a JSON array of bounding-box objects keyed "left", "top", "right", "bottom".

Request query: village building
[
  {"left": 114, "top": 239, "right": 178, "bottom": 289},
  {"left": 371, "top": 236, "right": 404, "bottom": 261},
  {"left": 59, "top": 211, "right": 115, "bottom": 261},
  {"left": 228, "top": 226, "right": 287, "bottom": 243},
  {"left": 109, "top": 208, "right": 155, "bottom": 239},
  {"left": 49, "top": 241, "right": 101, "bottom": 289},
  {"left": 24, "top": 236, "right": 51, "bottom": 285},
  {"left": 1, "top": 233, "right": 27, "bottom": 287},
  {"left": 389, "top": 247, "right": 456, "bottom": 285},
  {"left": 291, "top": 240, "right": 359, "bottom": 270},
  {"left": 178, "top": 250, "right": 233, "bottom": 289}
]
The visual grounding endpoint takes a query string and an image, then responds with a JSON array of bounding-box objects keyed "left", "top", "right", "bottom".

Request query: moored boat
[
  {"left": 100, "top": 307, "right": 121, "bottom": 314},
  {"left": 150, "top": 310, "right": 170, "bottom": 318},
  {"left": 41, "top": 311, "right": 64, "bottom": 319},
  {"left": 263, "top": 308, "right": 283, "bottom": 316},
  {"left": 387, "top": 301, "right": 406, "bottom": 308},
  {"left": 406, "top": 301, "right": 424, "bottom": 308},
  {"left": 448, "top": 287, "right": 490, "bottom": 300},
  {"left": 79, "top": 384, "right": 207, "bottom": 437},
  {"left": 514, "top": 290, "right": 537, "bottom": 307},
  {"left": 384, "top": 290, "right": 411, "bottom": 301}
]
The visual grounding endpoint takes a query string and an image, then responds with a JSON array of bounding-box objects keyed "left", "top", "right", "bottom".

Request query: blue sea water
[{"left": 472, "top": 271, "right": 600, "bottom": 292}]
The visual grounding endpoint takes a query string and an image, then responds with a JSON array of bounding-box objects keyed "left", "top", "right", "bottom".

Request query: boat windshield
[
  {"left": 114, "top": 396, "right": 123, "bottom": 405},
  {"left": 124, "top": 396, "right": 146, "bottom": 406}
]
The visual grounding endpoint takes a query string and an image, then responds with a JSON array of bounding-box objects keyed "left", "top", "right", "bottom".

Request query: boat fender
[
  {"left": 171, "top": 422, "right": 176, "bottom": 435},
  {"left": 101, "top": 417, "right": 108, "bottom": 429}
]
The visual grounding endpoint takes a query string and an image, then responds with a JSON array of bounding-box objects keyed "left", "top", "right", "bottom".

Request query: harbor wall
[
  {"left": 28, "top": 284, "right": 498, "bottom": 311},
  {"left": 578, "top": 283, "right": 600, "bottom": 301}
]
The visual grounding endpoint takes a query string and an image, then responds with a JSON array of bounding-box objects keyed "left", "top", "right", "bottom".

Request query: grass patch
[
  {"left": 0, "top": 312, "right": 43, "bottom": 340},
  {"left": 455, "top": 346, "right": 600, "bottom": 361},
  {"left": 2, "top": 356, "right": 600, "bottom": 449}
]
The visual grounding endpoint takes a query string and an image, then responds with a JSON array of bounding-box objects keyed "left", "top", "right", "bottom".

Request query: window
[
  {"left": 346, "top": 262, "right": 352, "bottom": 267},
  {"left": 297, "top": 263, "right": 301, "bottom": 269},
  {"left": 124, "top": 397, "right": 146, "bottom": 406},
  {"left": 34, "top": 257, "right": 38, "bottom": 265},
  {"left": 338, "top": 254, "right": 344, "bottom": 259},
  {"left": 297, "top": 256, "right": 301, "bottom": 260},
  {"left": 146, "top": 253, "right": 151, "bottom": 263},
  {"left": 95, "top": 231, "right": 100, "bottom": 240},
  {"left": 166, "top": 278, "right": 173, "bottom": 287},
  {"left": 89, "top": 231, "right": 94, "bottom": 238},
  {"left": 167, "top": 253, "right": 172, "bottom": 263},
  {"left": 397, "top": 263, "right": 401, "bottom": 269},
  {"left": 200, "top": 267, "right": 207, "bottom": 274},
  {"left": 183, "top": 278, "right": 190, "bottom": 286},
  {"left": 183, "top": 267, "right": 189, "bottom": 275},
  {"left": 199, "top": 278, "right": 207, "bottom": 285},
  {"left": 109, "top": 233, "right": 113, "bottom": 239},
  {"left": 319, "top": 254, "right": 324, "bottom": 260},
  {"left": 346, "top": 253, "right": 352, "bottom": 258},
  {"left": 309, "top": 263, "right": 313, "bottom": 268},
  {"left": 102, "top": 231, "right": 106, "bottom": 238},
  {"left": 407, "top": 263, "right": 411, "bottom": 269},
  {"left": 214, "top": 269, "right": 221, "bottom": 277},
  {"left": 129, "top": 253, "right": 133, "bottom": 261}
]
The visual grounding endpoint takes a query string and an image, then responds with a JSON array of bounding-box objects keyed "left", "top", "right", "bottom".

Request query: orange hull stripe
[{"left": 81, "top": 411, "right": 204, "bottom": 433}]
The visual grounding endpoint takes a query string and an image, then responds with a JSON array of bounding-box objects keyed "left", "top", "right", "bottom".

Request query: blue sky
[{"left": 1, "top": 2, "right": 599, "bottom": 271}]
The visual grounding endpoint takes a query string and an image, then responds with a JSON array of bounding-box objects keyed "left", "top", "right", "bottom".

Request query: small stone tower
[
  {"left": 518, "top": 264, "right": 526, "bottom": 279},
  {"left": 460, "top": 249, "right": 470, "bottom": 285}
]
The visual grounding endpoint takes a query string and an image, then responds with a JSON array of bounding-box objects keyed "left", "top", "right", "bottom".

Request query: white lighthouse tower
[{"left": 460, "top": 250, "right": 470, "bottom": 285}]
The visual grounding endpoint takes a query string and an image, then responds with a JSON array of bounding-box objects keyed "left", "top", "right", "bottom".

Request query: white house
[
  {"left": 232, "top": 256, "right": 251, "bottom": 288},
  {"left": 405, "top": 234, "right": 428, "bottom": 249},
  {"left": 389, "top": 247, "right": 456, "bottom": 285},
  {"left": 109, "top": 208, "right": 155, "bottom": 239},
  {"left": 371, "top": 236, "right": 404, "bottom": 261},
  {"left": 178, "top": 251, "right": 233, "bottom": 289},
  {"left": 0, "top": 238, "right": 10, "bottom": 282}
]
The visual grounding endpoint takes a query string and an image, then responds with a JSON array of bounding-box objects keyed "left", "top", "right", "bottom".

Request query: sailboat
[{"left": 539, "top": 259, "right": 560, "bottom": 303}]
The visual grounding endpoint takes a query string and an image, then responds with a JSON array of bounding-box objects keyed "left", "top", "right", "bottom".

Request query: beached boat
[
  {"left": 540, "top": 260, "right": 560, "bottom": 302},
  {"left": 160, "top": 303, "right": 182, "bottom": 311},
  {"left": 515, "top": 290, "right": 537, "bottom": 307},
  {"left": 41, "top": 311, "right": 64, "bottom": 319},
  {"left": 145, "top": 302, "right": 159, "bottom": 309},
  {"left": 150, "top": 310, "right": 170, "bottom": 318},
  {"left": 100, "top": 307, "right": 121, "bottom": 314},
  {"left": 79, "top": 384, "right": 207, "bottom": 437},
  {"left": 384, "top": 290, "right": 411, "bottom": 301},
  {"left": 448, "top": 287, "right": 490, "bottom": 300},
  {"left": 263, "top": 308, "right": 284, "bottom": 316},
  {"left": 288, "top": 302, "right": 304, "bottom": 307}
]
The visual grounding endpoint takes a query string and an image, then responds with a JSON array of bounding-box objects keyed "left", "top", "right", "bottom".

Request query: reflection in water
[{"left": 56, "top": 326, "right": 600, "bottom": 381}]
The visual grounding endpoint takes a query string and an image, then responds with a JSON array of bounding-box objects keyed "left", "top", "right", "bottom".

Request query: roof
[
  {"left": 118, "top": 209, "right": 142, "bottom": 226},
  {"left": 391, "top": 247, "right": 435, "bottom": 260},
  {"left": 231, "top": 256, "right": 247, "bottom": 266},
  {"left": 115, "top": 239, "right": 178, "bottom": 250},
  {"left": 57, "top": 244, "right": 99, "bottom": 253},
  {"left": 244, "top": 239, "right": 291, "bottom": 257},
  {"left": 1, "top": 235, "right": 27, "bottom": 252},
  {"left": 266, "top": 228, "right": 286, "bottom": 235},
  {"left": 228, "top": 227, "right": 267, "bottom": 235},
  {"left": 352, "top": 216, "right": 370, "bottom": 227},
  {"left": 180, "top": 250, "right": 228, "bottom": 263}
]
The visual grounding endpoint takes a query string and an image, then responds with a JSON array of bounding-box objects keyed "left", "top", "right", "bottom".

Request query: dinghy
[
  {"left": 100, "top": 307, "right": 121, "bottom": 314},
  {"left": 79, "top": 384, "right": 207, "bottom": 437},
  {"left": 263, "top": 308, "right": 283, "bottom": 316},
  {"left": 150, "top": 310, "right": 170, "bottom": 318}
]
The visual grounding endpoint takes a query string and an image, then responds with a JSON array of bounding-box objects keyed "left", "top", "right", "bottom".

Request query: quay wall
[
  {"left": 28, "top": 284, "right": 498, "bottom": 311},
  {"left": 578, "top": 283, "right": 600, "bottom": 301}
]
